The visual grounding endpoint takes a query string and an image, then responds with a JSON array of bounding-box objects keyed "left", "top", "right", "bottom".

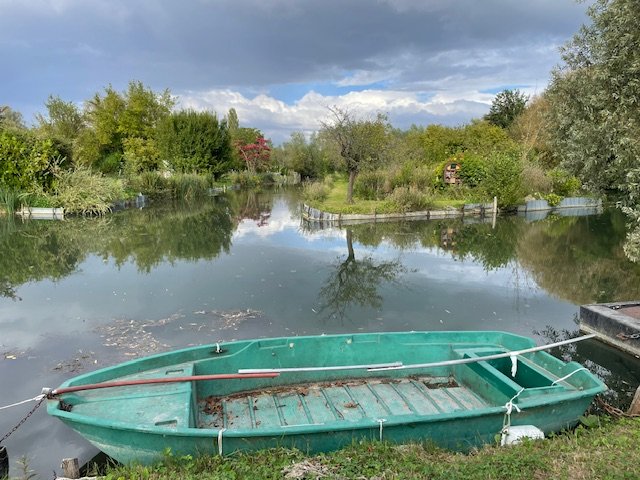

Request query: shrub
[
  {"left": 223, "top": 170, "right": 262, "bottom": 187},
  {"left": 95, "top": 152, "right": 123, "bottom": 175},
  {"left": 123, "top": 137, "right": 161, "bottom": 175},
  {"left": 52, "top": 165, "right": 125, "bottom": 215},
  {"left": 458, "top": 153, "right": 487, "bottom": 187},
  {"left": 165, "top": 174, "right": 211, "bottom": 200},
  {"left": 432, "top": 161, "right": 448, "bottom": 190},
  {"left": 259, "top": 172, "right": 276, "bottom": 184},
  {"left": 549, "top": 168, "right": 581, "bottom": 197},
  {"left": 0, "top": 130, "right": 65, "bottom": 191},
  {"left": 302, "top": 181, "right": 328, "bottom": 203},
  {"left": 126, "top": 171, "right": 168, "bottom": 197},
  {"left": 544, "top": 193, "right": 563, "bottom": 207},
  {"left": 522, "top": 163, "right": 552, "bottom": 195},
  {"left": 354, "top": 170, "right": 387, "bottom": 200},
  {"left": 482, "top": 153, "right": 525, "bottom": 207},
  {"left": 383, "top": 186, "right": 433, "bottom": 213}
]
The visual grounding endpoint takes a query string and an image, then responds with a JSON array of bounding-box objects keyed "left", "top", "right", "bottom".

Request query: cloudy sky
[{"left": 1, "top": 0, "right": 589, "bottom": 143}]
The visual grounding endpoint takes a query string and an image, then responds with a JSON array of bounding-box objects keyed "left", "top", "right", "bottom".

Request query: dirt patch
[{"left": 283, "top": 459, "right": 335, "bottom": 479}]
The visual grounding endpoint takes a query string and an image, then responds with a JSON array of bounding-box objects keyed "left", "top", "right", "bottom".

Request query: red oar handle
[{"left": 51, "top": 372, "right": 279, "bottom": 396}]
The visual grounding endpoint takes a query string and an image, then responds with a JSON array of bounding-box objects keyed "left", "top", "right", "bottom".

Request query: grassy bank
[
  {"left": 304, "top": 176, "right": 472, "bottom": 215},
  {"left": 101, "top": 417, "right": 639, "bottom": 480}
]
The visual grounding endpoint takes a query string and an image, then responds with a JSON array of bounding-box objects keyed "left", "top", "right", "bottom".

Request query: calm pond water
[{"left": 1, "top": 187, "right": 640, "bottom": 477}]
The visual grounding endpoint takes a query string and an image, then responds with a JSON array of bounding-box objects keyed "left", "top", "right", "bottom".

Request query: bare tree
[{"left": 321, "top": 107, "right": 389, "bottom": 203}]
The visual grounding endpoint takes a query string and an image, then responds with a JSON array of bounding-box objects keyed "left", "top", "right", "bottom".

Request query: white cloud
[
  {"left": 1, "top": 0, "right": 589, "bottom": 135},
  {"left": 178, "top": 87, "right": 491, "bottom": 143}
]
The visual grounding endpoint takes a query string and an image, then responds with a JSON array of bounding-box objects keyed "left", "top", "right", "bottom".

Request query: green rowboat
[{"left": 47, "top": 331, "right": 606, "bottom": 464}]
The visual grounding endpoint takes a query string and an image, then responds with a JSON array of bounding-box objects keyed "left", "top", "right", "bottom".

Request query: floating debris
[
  {"left": 2, "top": 349, "right": 27, "bottom": 360},
  {"left": 53, "top": 351, "right": 98, "bottom": 373},
  {"left": 96, "top": 316, "right": 180, "bottom": 357},
  {"left": 184, "top": 309, "right": 264, "bottom": 331}
]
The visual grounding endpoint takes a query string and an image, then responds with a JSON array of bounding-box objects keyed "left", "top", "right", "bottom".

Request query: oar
[
  {"left": 369, "top": 333, "right": 598, "bottom": 371},
  {"left": 48, "top": 372, "right": 279, "bottom": 396},
  {"left": 239, "top": 334, "right": 597, "bottom": 374},
  {"left": 239, "top": 361, "right": 403, "bottom": 374}
]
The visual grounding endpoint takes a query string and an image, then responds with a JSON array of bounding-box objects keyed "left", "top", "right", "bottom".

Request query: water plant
[
  {"left": 52, "top": 165, "right": 126, "bottom": 215},
  {"left": 0, "top": 187, "right": 20, "bottom": 215},
  {"left": 165, "top": 173, "right": 211, "bottom": 200}
]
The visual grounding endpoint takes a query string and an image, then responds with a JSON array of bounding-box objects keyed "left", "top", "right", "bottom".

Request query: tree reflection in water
[{"left": 316, "top": 228, "right": 406, "bottom": 322}]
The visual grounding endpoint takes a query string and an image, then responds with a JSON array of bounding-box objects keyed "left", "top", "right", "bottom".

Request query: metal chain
[
  {"left": 617, "top": 332, "right": 640, "bottom": 340},
  {"left": 0, "top": 396, "right": 46, "bottom": 444},
  {"left": 596, "top": 396, "right": 640, "bottom": 418}
]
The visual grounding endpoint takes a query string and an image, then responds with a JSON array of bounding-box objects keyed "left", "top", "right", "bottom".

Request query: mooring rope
[
  {"left": 0, "top": 394, "right": 46, "bottom": 411},
  {"left": 551, "top": 367, "right": 590, "bottom": 386},
  {"left": 500, "top": 387, "right": 525, "bottom": 446},
  {"left": 0, "top": 395, "right": 47, "bottom": 444}
]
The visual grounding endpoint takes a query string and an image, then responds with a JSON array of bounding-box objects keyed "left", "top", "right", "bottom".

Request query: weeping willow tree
[{"left": 545, "top": 0, "right": 640, "bottom": 261}]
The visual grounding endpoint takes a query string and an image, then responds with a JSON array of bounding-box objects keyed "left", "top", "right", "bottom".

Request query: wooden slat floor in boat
[{"left": 198, "top": 376, "right": 488, "bottom": 430}]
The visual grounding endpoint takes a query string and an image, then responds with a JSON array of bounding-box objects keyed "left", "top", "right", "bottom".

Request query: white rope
[
  {"left": 377, "top": 418, "right": 386, "bottom": 441},
  {"left": 0, "top": 394, "right": 45, "bottom": 411},
  {"left": 504, "top": 388, "right": 524, "bottom": 416},
  {"left": 510, "top": 354, "right": 518, "bottom": 377},
  {"left": 217, "top": 428, "right": 226, "bottom": 456},
  {"left": 500, "top": 387, "right": 525, "bottom": 446},
  {"left": 551, "top": 367, "right": 590, "bottom": 386}
]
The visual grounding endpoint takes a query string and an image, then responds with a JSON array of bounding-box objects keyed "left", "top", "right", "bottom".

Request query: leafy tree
[
  {"left": 75, "top": 81, "right": 173, "bottom": 170},
  {"left": 237, "top": 136, "right": 271, "bottom": 173},
  {"left": 273, "top": 131, "right": 327, "bottom": 179},
  {"left": 546, "top": 0, "right": 640, "bottom": 202},
  {"left": 231, "top": 126, "right": 269, "bottom": 171},
  {"left": 419, "top": 124, "right": 464, "bottom": 164},
  {"left": 484, "top": 89, "right": 528, "bottom": 129},
  {"left": 509, "top": 95, "right": 556, "bottom": 167},
  {"left": 83, "top": 85, "right": 126, "bottom": 162},
  {"left": 482, "top": 152, "right": 525, "bottom": 207},
  {"left": 119, "top": 81, "right": 174, "bottom": 140},
  {"left": 226, "top": 108, "right": 239, "bottom": 132},
  {"left": 36, "top": 96, "right": 84, "bottom": 143},
  {"left": 461, "top": 120, "right": 514, "bottom": 154},
  {"left": 157, "top": 110, "right": 232, "bottom": 176},
  {"left": 0, "top": 129, "right": 64, "bottom": 191},
  {"left": 321, "top": 107, "right": 390, "bottom": 203},
  {"left": 0, "top": 106, "right": 25, "bottom": 131}
]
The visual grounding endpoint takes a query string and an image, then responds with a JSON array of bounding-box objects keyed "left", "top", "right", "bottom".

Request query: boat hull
[{"left": 47, "top": 331, "right": 606, "bottom": 464}]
